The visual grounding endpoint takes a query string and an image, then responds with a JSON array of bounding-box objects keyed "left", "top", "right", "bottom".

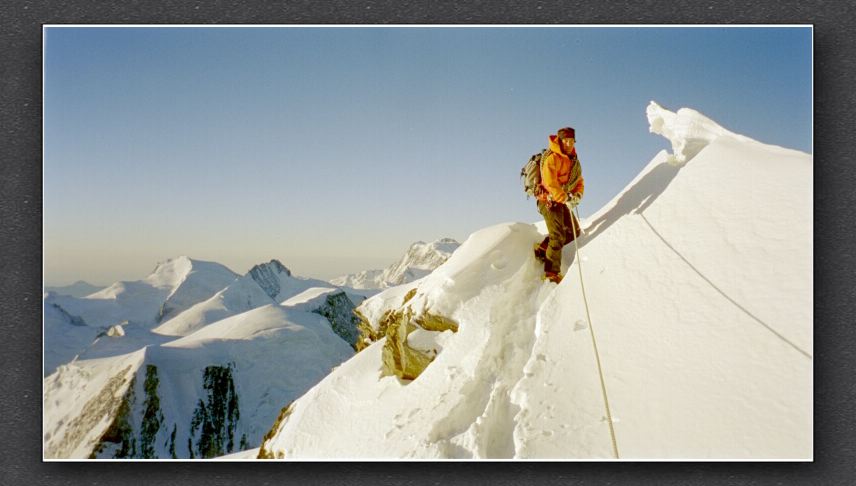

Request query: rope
[
  {"left": 639, "top": 213, "right": 812, "bottom": 360},
  {"left": 569, "top": 205, "right": 620, "bottom": 459}
]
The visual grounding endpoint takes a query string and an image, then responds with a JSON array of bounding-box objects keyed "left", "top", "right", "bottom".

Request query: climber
[{"left": 533, "top": 126, "right": 584, "bottom": 284}]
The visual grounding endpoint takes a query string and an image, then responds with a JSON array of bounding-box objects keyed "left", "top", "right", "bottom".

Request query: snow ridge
[
  {"left": 44, "top": 281, "right": 105, "bottom": 298},
  {"left": 258, "top": 102, "right": 812, "bottom": 460}
]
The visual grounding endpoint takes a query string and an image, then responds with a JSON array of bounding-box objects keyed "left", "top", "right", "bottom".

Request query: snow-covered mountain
[
  {"left": 330, "top": 238, "right": 461, "bottom": 290},
  {"left": 43, "top": 301, "right": 101, "bottom": 377},
  {"left": 151, "top": 259, "right": 349, "bottom": 337},
  {"left": 44, "top": 303, "right": 354, "bottom": 459},
  {"left": 45, "top": 256, "right": 239, "bottom": 329},
  {"left": 43, "top": 258, "right": 369, "bottom": 458},
  {"left": 45, "top": 280, "right": 105, "bottom": 298},
  {"left": 257, "top": 102, "right": 812, "bottom": 460},
  {"left": 43, "top": 257, "right": 241, "bottom": 376}
]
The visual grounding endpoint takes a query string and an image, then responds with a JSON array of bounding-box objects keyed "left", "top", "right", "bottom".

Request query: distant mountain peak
[
  {"left": 252, "top": 259, "right": 291, "bottom": 275},
  {"left": 44, "top": 281, "right": 105, "bottom": 298},
  {"left": 248, "top": 259, "right": 293, "bottom": 301},
  {"left": 331, "top": 238, "right": 461, "bottom": 290},
  {"left": 145, "top": 256, "right": 196, "bottom": 289}
]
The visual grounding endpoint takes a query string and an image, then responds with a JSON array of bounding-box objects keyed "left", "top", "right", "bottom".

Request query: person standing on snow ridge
[{"left": 533, "top": 126, "right": 584, "bottom": 284}]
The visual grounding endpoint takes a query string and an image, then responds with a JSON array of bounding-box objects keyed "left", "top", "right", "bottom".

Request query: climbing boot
[{"left": 533, "top": 242, "right": 547, "bottom": 264}]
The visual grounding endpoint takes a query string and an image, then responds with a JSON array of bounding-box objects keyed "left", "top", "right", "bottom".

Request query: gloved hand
[{"left": 566, "top": 193, "right": 581, "bottom": 208}]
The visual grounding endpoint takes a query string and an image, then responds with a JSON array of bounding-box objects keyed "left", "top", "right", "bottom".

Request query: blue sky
[{"left": 44, "top": 26, "right": 812, "bottom": 285}]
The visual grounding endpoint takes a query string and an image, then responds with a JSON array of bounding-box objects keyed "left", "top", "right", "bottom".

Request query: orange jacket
[{"left": 538, "top": 135, "right": 584, "bottom": 203}]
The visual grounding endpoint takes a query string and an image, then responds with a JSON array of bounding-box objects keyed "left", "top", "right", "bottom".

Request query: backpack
[{"left": 520, "top": 149, "right": 548, "bottom": 198}]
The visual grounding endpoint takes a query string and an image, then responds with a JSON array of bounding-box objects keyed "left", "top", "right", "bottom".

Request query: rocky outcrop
[
  {"left": 139, "top": 365, "right": 164, "bottom": 458},
  {"left": 355, "top": 287, "right": 459, "bottom": 381},
  {"left": 248, "top": 260, "right": 291, "bottom": 301},
  {"left": 257, "top": 402, "right": 295, "bottom": 459},
  {"left": 45, "top": 364, "right": 137, "bottom": 459},
  {"left": 311, "top": 291, "right": 361, "bottom": 349},
  {"left": 188, "top": 363, "right": 242, "bottom": 459},
  {"left": 355, "top": 288, "right": 417, "bottom": 351},
  {"left": 380, "top": 307, "right": 458, "bottom": 381},
  {"left": 87, "top": 362, "right": 246, "bottom": 459},
  {"left": 90, "top": 364, "right": 165, "bottom": 459}
]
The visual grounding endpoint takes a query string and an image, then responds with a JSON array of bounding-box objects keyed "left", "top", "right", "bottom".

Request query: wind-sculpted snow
[
  {"left": 646, "top": 100, "right": 755, "bottom": 166},
  {"left": 258, "top": 103, "right": 812, "bottom": 459}
]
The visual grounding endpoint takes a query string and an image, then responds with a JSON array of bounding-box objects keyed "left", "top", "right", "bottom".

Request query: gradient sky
[{"left": 44, "top": 26, "right": 812, "bottom": 285}]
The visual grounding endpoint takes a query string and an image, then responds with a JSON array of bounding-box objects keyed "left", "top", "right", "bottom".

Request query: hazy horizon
[
  {"left": 45, "top": 251, "right": 428, "bottom": 287},
  {"left": 44, "top": 26, "right": 812, "bottom": 287}
]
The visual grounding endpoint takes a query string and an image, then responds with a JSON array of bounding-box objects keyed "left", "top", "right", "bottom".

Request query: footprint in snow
[
  {"left": 489, "top": 250, "right": 507, "bottom": 270},
  {"left": 573, "top": 320, "right": 587, "bottom": 331}
]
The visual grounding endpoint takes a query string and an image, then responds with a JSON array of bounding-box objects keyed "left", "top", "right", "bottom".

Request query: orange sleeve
[{"left": 572, "top": 177, "right": 585, "bottom": 199}]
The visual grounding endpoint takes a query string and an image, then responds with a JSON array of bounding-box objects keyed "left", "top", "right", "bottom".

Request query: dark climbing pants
[{"left": 537, "top": 200, "right": 581, "bottom": 274}]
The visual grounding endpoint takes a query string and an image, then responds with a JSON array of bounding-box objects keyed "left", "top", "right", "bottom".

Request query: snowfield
[{"left": 258, "top": 102, "right": 812, "bottom": 460}]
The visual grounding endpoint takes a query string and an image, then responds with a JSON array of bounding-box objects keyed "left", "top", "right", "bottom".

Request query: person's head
[{"left": 557, "top": 127, "right": 575, "bottom": 154}]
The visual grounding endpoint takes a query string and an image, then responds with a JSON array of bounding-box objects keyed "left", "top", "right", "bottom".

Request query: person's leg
[
  {"left": 538, "top": 201, "right": 566, "bottom": 274},
  {"left": 534, "top": 235, "right": 549, "bottom": 263},
  {"left": 564, "top": 207, "right": 581, "bottom": 244}
]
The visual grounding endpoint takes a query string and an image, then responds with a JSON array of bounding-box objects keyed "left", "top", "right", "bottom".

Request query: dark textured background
[{"left": 2, "top": 1, "right": 853, "bottom": 484}]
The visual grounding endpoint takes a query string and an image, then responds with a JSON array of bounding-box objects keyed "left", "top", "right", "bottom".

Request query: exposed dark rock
[
  {"left": 139, "top": 365, "right": 164, "bottom": 458},
  {"left": 312, "top": 291, "right": 360, "bottom": 349},
  {"left": 248, "top": 260, "right": 291, "bottom": 300},
  {"left": 188, "top": 363, "right": 241, "bottom": 459},
  {"left": 51, "top": 303, "right": 88, "bottom": 327}
]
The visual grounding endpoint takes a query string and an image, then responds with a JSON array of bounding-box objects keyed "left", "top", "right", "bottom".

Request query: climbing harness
[{"left": 569, "top": 206, "right": 620, "bottom": 459}]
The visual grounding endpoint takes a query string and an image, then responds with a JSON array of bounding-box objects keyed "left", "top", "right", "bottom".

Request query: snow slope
[
  {"left": 151, "top": 274, "right": 275, "bottom": 337},
  {"left": 44, "top": 257, "right": 367, "bottom": 459},
  {"left": 152, "top": 260, "right": 353, "bottom": 337},
  {"left": 330, "top": 238, "right": 460, "bottom": 290},
  {"left": 44, "top": 303, "right": 355, "bottom": 459},
  {"left": 258, "top": 102, "right": 812, "bottom": 460},
  {"left": 45, "top": 257, "right": 239, "bottom": 328},
  {"left": 43, "top": 300, "right": 102, "bottom": 377}
]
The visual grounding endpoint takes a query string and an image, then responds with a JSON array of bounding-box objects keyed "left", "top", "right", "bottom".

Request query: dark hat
[{"left": 557, "top": 127, "right": 575, "bottom": 140}]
